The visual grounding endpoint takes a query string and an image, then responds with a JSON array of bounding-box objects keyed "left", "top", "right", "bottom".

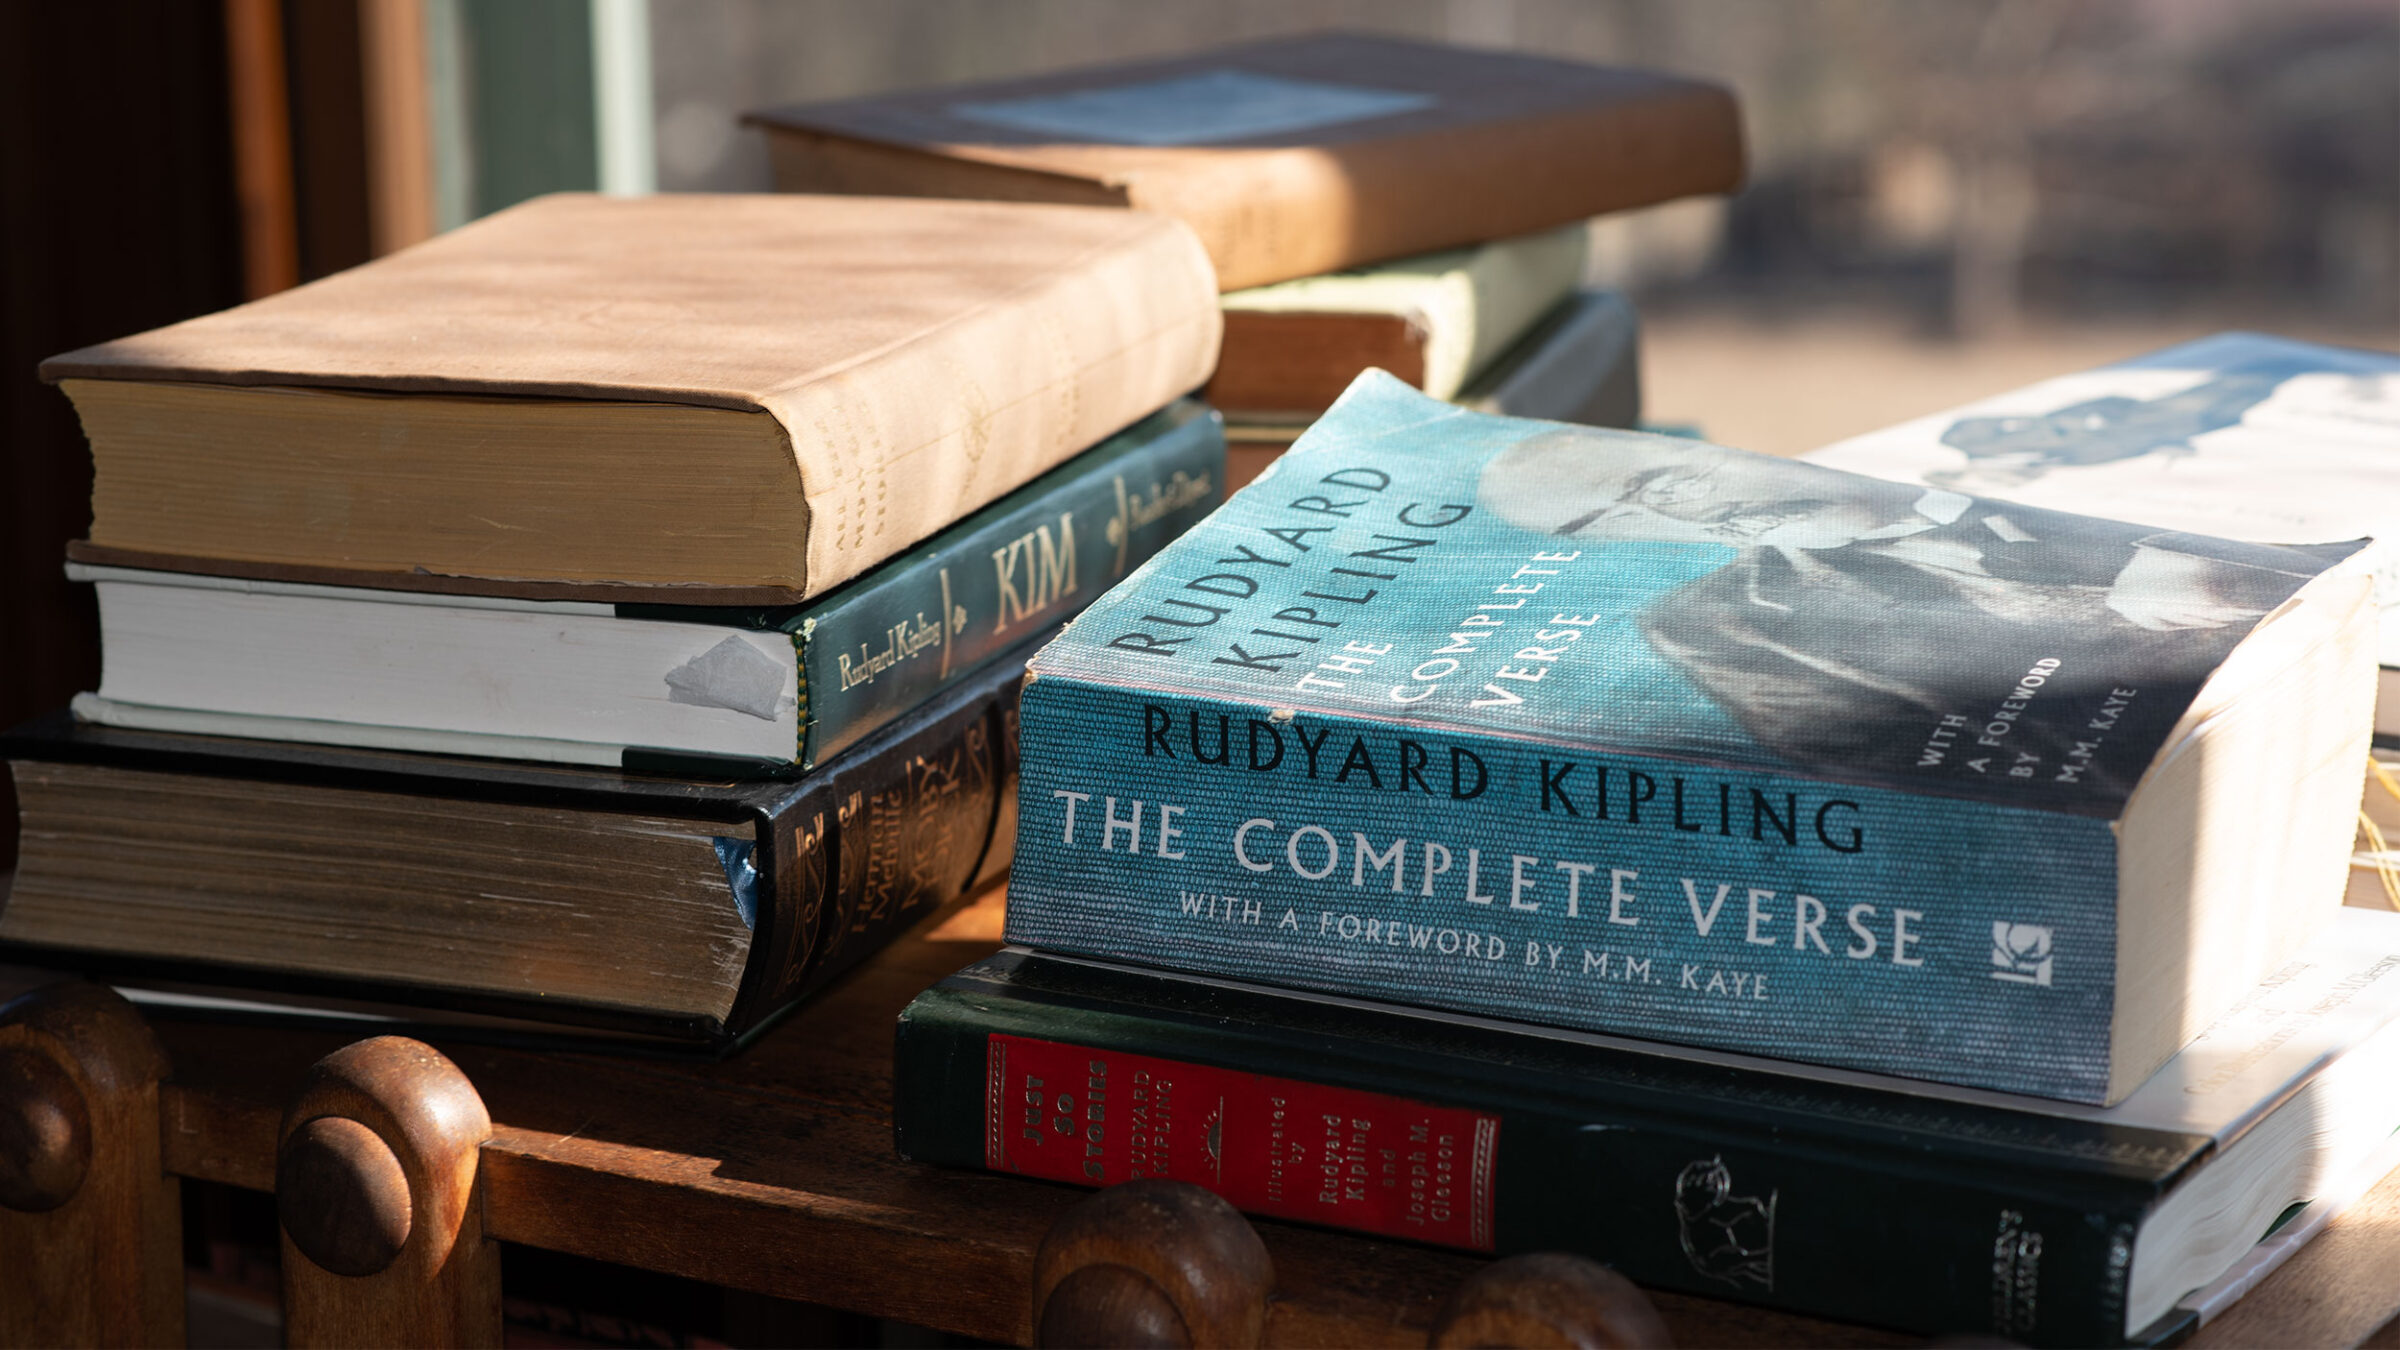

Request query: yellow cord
[
  {"left": 2359, "top": 755, "right": 2400, "bottom": 911},
  {"left": 2372, "top": 755, "right": 2400, "bottom": 805}
]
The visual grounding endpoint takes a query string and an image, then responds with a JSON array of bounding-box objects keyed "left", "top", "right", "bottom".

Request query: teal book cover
[{"left": 1003, "top": 371, "right": 2365, "bottom": 1103}]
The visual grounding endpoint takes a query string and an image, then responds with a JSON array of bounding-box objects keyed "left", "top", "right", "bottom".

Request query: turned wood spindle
[
  {"left": 0, "top": 980, "right": 183, "bottom": 1348},
  {"left": 1033, "top": 1180, "right": 1276, "bottom": 1349},
  {"left": 1428, "top": 1251, "right": 1673, "bottom": 1350},
  {"left": 276, "top": 1035, "right": 499, "bottom": 1348}
]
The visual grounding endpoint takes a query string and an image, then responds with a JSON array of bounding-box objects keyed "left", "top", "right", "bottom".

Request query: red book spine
[{"left": 984, "top": 1031, "right": 1500, "bottom": 1250}]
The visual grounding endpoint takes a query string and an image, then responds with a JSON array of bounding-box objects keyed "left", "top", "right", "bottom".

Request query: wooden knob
[
  {"left": 275, "top": 1036, "right": 498, "bottom": 1343},
  {"left": 1033, "top": 1181, "right": 1274, "bottom": 1350},
  {"left": 1429, "top": 1252, "right": 1672, "bottom": 1349},
  {"left": 0, "top": 981, "right": 182, "bottom": 1347},
  {"left": 1039, "top": 1263, "right": 1190, "bottom": 1348},
  {"left": 0, "top": 1045, "right": 92, "bottom": 1213},
  {"left": 278, "top": 1115, "right": 414, "bottom": 1276}
]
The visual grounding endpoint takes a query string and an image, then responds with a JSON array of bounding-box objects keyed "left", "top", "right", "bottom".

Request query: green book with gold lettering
[{"left": 69, "top": 401, "right": 1222, "bottom": 776}]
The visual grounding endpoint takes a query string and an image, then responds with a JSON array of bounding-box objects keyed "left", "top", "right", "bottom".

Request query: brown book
[
  {"left": 745, "top": 33, "right": 1744, "bottom": 291},
  {"left": 1, "top": 636, "right": 1035, "bottom": 1046},
  {"left": 1209, "top": 309, "right": 1427, "bottom": 416},
  {"left": 42, "top": 193, "right": 1220, "bottom": 603}
]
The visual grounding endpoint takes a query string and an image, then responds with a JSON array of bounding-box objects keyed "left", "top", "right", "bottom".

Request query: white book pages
[{"left": 70, "top": 564, "right": 800, "bottom": 763}]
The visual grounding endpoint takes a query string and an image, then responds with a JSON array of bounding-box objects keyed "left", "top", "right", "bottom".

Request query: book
[
  {"left": 1225, "top": 290, "right": 1641, "bottom": 490},
  {"left": 999, "top": 370, "right": 2378, "bottom": 1105},
  {"left": 744, "top": 33, "right": 1743, "bottom": 291},
  {"left": 40, "top": 192, "right": 1221, "bottom": 602},
  {"left": 66, "top": 401, "right": 1221, "bottom": 775},
  {"left": 1803, "top": 333, "right": 2400, "bottom": 734},
  {"left": 1210, "top": 225, "right": 1590, "bottom": 416},
  {"left": 1, "top": 637, "right": 1039, "bottom": 1045},
  {"left": 1455, "top": 288, "right": 1642, "bottom": 426},
  {"left": 893, "top": 907, "right": 2400, "bottom": 1346}
]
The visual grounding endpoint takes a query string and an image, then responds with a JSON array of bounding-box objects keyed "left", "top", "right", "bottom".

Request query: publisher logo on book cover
[{"left": 1990, "top": 922, "right": 2055, "bottom": 986}]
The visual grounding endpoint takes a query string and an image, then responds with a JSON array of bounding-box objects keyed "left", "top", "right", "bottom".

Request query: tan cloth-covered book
[
  {"left": 42, "top": 192, "right": 1221, "bottom": 601},
  {"left": 746, "top": 33, "right": 1744, "bottom": 291}
]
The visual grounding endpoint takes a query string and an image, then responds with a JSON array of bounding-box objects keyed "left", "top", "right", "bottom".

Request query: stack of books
[
  {"left": 9, "top": 26, "right": 2391, "bottom": 1343},
  {"left": 3, "top": 190, "right": 1228, "bottom": 1048},
  {"left": 744, "top": 32, "right": 1746, "bottom": 485},
  {"left": 891, "top": 352, "right": 2400, "bottom": 1345}
]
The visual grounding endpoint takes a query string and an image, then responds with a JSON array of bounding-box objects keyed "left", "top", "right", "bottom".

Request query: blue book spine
[
  {"left": 1004, "top": 673, "right": 2123, "bottom": 1102},
  {"left": 791, "top": 402, "right": 1222, "bottom": 768}
]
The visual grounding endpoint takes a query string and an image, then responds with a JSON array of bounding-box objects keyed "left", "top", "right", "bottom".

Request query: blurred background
[
  {"left": 645, "top": 0, "right": 2398, "bottom": 450},
  {"left": 3, "top": 0, "right": 2396, "bottom": 866}
]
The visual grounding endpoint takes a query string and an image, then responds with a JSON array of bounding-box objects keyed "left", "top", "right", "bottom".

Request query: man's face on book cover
[{"left": 1480, "top": 429, "right": 1921, "bottom": 550}]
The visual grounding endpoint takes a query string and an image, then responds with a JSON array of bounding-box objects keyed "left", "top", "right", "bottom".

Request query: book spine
[
  {"left": 1207, "top": 311, "right": 1429, "bottom": 418},
  {"left": 1002, "top": 675, "right": 2125, "bottom": 1103},
  {"left": 809, "top": 665, "right": 1020, "bottom": 989},
  {"left": 893, "top": 980, "right": 2150, "bottom": 1347},
  {"left": 794, "top": 404, "right": 1223, "bottom": 769},
  {"left": 728, "top": 641, "right": 1043, "bottom": 1032},
  {"left": 731, "top": 791, "right": 830, "bottom": 1030},
  {"left": 1460, "top": 289, "right": 1641, "bottom": 428}
]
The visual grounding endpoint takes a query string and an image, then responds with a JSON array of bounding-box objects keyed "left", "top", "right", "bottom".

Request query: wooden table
[{"left": 6, "top": 889, "right": 2400, "bottom": 1347}]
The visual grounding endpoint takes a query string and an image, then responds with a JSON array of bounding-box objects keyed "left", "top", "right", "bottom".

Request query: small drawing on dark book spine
[{"left": 1675, "top": 1156, "right": 1776, "bottom": 1291}]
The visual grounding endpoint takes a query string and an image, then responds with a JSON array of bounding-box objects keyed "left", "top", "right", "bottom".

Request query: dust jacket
[{"left": 999, "top": 371, "right": 2367, "bottom": 1102}]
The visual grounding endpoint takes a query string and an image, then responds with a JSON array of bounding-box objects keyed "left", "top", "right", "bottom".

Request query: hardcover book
[
  {"left": 1000, "top": 371, "right": 2378, "bottom": 1104},
  {"left": 67, "top": 402, "right": 1220, "bottom": 774},
  {"left": 1804, "top": 332, "right": 2400, "bottom": 734},
  {"left": 2, "top": 639, "right": 1038, "bottom": 1045},
  {"left": 41, "top": 192, "right": 1220, "bottom": 602},
  {"left": 745, "top": 33, "right": 1743, "bottom": 290},
  {"left": 1210, "top": 225, "right": 1589, "bottom": 415},
  {"left": 895, "top": 907, "right": 2400, "bottom": 1346},
  {"left": 1225, "top": 290, "right": 1640, "bottom": 489}
]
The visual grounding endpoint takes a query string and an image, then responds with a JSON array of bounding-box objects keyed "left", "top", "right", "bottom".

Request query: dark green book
[
  {"left": 3, "top": 636, "right": 1040, "bottom": 1048},
  {"left": 67, "top": 401, "right": 1222, "bottom": 777},
  {"left": 896, "top": 911, "right": 2400, "bottom": 1346}
]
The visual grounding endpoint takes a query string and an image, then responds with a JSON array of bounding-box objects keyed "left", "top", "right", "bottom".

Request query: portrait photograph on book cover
[{"left": 1475, "top": 425, "right": 2357, "bottom": 804}]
